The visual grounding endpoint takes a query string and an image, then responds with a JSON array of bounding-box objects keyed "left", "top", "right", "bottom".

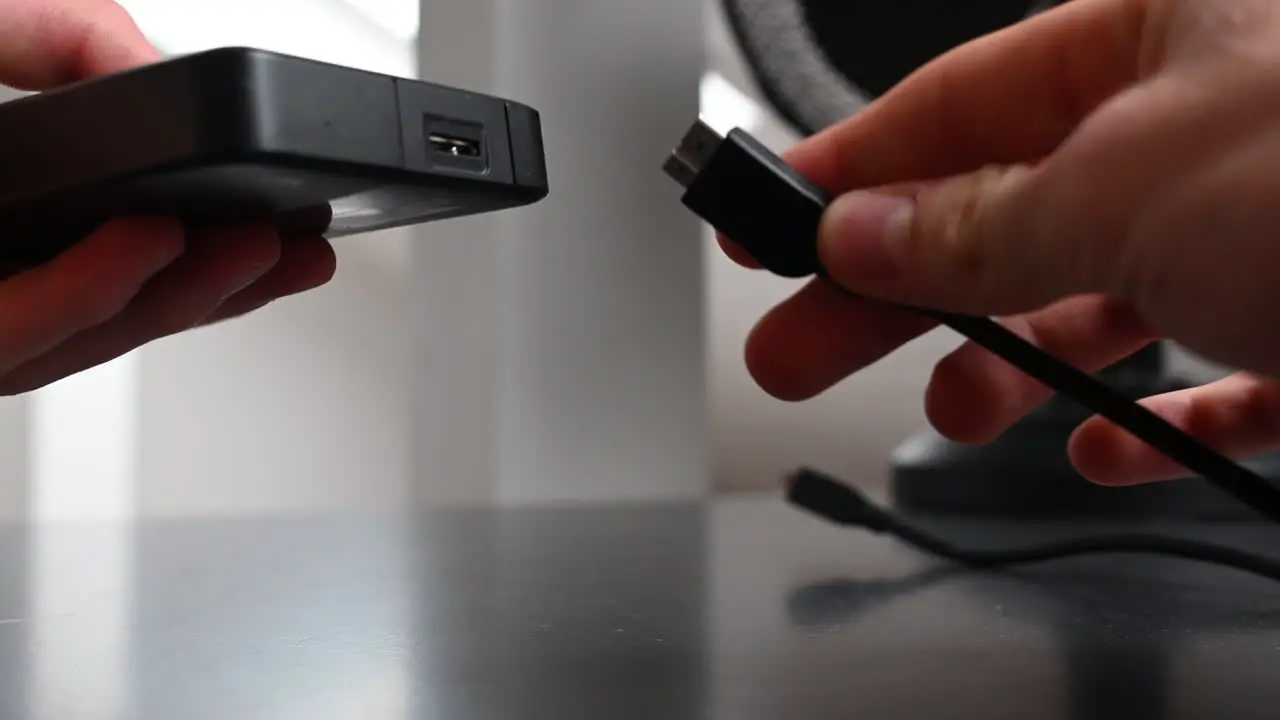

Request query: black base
[{"left": 889, "top": 363, "right": 1280, "bottom": 521}]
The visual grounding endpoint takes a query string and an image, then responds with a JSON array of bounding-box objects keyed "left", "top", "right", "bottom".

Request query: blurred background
[{"left": 0, "top": 0, "right": 1227, "bottom": 525}]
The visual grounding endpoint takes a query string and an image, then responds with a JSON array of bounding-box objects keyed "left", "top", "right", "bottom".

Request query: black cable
[
  {"left": 919, "top": 311, "right": 1280, "bottom": 523},
  {"left": 786, "top": 467, "right": 1280, "bottom": 583},
  {"left": 662, "top": 120, "right": 1280, "bottom": 524}
]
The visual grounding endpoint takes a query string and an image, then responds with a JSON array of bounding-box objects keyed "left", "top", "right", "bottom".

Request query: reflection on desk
[{"left": 1, "top": 495, "right": 1279, "bottom": 718}]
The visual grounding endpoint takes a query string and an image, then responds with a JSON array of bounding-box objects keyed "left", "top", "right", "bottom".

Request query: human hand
[
  {"left": 0, "top": 0, "right": 336, "bottom": 394},
  {"left": 720, "top": 0, "right": 1280, "bottom": 487}
]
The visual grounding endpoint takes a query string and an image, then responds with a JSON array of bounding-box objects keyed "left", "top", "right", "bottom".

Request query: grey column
[
  {"left": 412, "top": 0, "right": 709, "bottom": 504},
  {"left": 0, "top": 84, "right": 29, "bottom": 521}
]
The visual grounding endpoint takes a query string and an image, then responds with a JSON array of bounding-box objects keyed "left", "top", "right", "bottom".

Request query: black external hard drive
[{"left": 0, "top": 46, "right": 549, "bottom": 263}]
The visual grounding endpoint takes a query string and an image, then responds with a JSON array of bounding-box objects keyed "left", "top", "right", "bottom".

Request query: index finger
[
  {"left": 784, "top": 0, "right": 1150, "bottom": 192},
  {"left": 0, "top": 0, "right": 159, "bottom": 90}
]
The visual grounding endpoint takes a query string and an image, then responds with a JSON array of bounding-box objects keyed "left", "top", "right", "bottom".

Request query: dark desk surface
[{"left": 3, "top": 495, "right": 1280, "bottom": 719}]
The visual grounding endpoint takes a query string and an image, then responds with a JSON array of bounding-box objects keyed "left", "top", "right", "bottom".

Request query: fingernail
[{"left": 819, "top": 192, "right": 915, "bottom": 279}]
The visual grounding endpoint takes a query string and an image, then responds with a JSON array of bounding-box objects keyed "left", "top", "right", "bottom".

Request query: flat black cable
[
  {"left": 786, "top": 467, "right": 1280, "bottom": 584},
  {"left": 662, "top": 119, "right": 1280, "bottom": 525}
]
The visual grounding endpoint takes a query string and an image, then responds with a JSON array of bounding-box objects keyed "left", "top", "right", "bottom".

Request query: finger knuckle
[
  {"left": 918, "top": 166, "right": 1016, "bottom": 290},
  {"left": 987, "top": 167, "right": 1061, "bottom": 305}
]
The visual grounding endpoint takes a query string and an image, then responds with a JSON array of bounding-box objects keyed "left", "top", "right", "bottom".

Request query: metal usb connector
[{"left": 662, "top": 119, "right": 723, "bottom": 188}]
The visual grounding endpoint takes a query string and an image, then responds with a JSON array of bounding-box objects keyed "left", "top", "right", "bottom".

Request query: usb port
[
  {"left": 423, "top": 115, "right": 486, "bottom": 167},
  {"left": 429, "top": 133, "right": 481, "bottom": 158}
]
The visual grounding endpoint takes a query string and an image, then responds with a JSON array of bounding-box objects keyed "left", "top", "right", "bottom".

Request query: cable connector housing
[
  {"left": 786, "top": 467, "right": 892, "bottom": 532},
  {"left": 664, "top": 120, "right": 825, "bottom": 278}
]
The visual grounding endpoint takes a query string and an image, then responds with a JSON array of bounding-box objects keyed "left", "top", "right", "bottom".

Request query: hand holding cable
[{"left": 716, "top": 0, "right": 1280, "bottom": 490}]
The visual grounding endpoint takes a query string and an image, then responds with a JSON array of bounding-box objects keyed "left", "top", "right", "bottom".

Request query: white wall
[
  {"left": 0, "top": 394, "right": 27, "bottom": 522},
  {"left": 135, "top": 235, "right": 413, "bottom": 517},
  {"left": 411, "top": 0, "right": 710, "bottom": 506},
  {"left": 120, "top": 0, "right": 414, "bottom": 77},
  {"left": 0, "top": 84, "right": 30, "bottom": 521}
]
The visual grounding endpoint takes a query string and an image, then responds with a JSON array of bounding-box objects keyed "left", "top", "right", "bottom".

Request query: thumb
[
  {"left": 815, "top": 162, "right": 1106, "bottom": 316},
  {"left": 0, "top": 0, "right": 159, "bottom": 90}
]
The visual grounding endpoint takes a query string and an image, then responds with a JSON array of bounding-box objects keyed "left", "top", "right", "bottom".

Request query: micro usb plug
[{"left": 664, "top": 120, "right": 826, "bottom": 278}]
